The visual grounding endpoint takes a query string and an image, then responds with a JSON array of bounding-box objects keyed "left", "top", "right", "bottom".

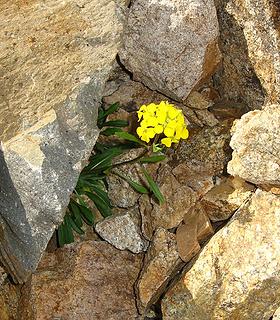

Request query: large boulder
[
  {"left": 214, "top": 0, "right": 280, "bottom": 108},
  {"left": 119, "top": 0, "right": 221, "bottom": 101},
  {"left": 228, "top": 104, "right": 280, "bottom": 186},
  {"left": 162, "top": 190, "right": 280, "bottom": 319},
  {"left": 0, "top": 0, "right": 124, "bottom": 283},
  {"left": 20, "top": 241, "right": 142, "bottom": 320}
]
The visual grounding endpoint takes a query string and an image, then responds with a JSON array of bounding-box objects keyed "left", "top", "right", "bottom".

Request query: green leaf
[
  {"left": 66, "top": 214, "right": 84, "bottom": 235},
  {"left": 103, "top": 120, "right": 129, "bottom": 127},
  {"left": 115, "top": 131, "right": 145, "bottom": 145},
  {"left": 79, "top": 204, "right": 95, "bottom": 225},
  {"left": 91, "top": 186, "right": 112, "bottom": 208},
  {"left": 57, "top": 224, "right": 65, "bottom": 247},
  {"left": 98, "top": 102, "right": 120, "bottom": 121},
  {"left": 69, "top": 200, "right": 83, "bottom": 228},
  {"left": 101, "top": 127, "right": 123, "bottom": 136},
  {"left": 85, "top": 148, "right": 123, "bottom": 172},
  {"left": 139, "top": 155, "right": 166, "bottom": 163},
  {"left": 85, "top": 191, "right": 112, "bottom": 218},
  {"left": 141, "top": 166, "right": 165, "bottom": 204},
  {"left": 114, "top": 171, "right": 149, "bottom": 194},
  {"left": 63, "top": 219, "right": 75, "bottom": 244}
]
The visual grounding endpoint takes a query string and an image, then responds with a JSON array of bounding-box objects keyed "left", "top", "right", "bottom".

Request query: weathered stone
[
  {"left": 194, "top": 109, "right": 219, "bottom": 127},
  {"left": 162, "top": 190, "right": 280, "bottom": 320},
  {"left": 274, "top": 307, "right": 280, "bottom": 319},
  {"left": 176, "top": 204, "right": 213, "bottom": 262},
  {"left": 20, "top": 241, "right": 142, "bottom": 320},
  {"left": 185, "top": 91, "right": 213, "bottom": 110},
  {"left": 136, "top": 228, "right": 183, "bottom": 314},
  {"left": 139, "top": 165, "right": 197, "bottom": 240},
  {"left": 174, "top": 121, "right": 232, "bottom": 177},
  {"left": 214, "top": 0, "right": 280, "bottom": 108},
  {"left": 0, "top": 0, "right": 124, "bottom": 283},
  {"left": 0, "top": 279, "right": 21, "bottom": 320},
  {"left": 95, "top": 207, "right": 149, "bottom": 253},
  {"left": 119, "top": 0, "right": 221, "bottom": 101},
  {"left": 202, "top": 176, "right": 255, "bottom": 221},
  {"left": 228, "top": 104, "right": 280, "bottom": 186},
  {"left": 103, "top": 79, "right": 203, "bottom": 127},
  {"left": 107, "top": 148, "right": 147, "bottom": 208},
  {"left": 172, "top": 163, "right": 214, "bottom": 198}
]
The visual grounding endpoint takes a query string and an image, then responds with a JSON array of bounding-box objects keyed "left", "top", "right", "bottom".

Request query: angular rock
[
  {"left": 0, "top": 278, "right": 21, "bottom": 320},
  {"left": 202, "top": 176, "right": 255, "bottom": 221},
  {"left": 136, "top": 228, "right": 183, "bottom": 314},
  {"left": 228, "top": 104, "right": 280, "bottom": 186},
  {"left": 139, "top": 165, "right": 197, "bottom": 240},
  {"left": 95, "top": 207, "right": 149, "bottom": 253},
  {"left": 162, "top": 190, "right": 280, "bottom": 320},
  {"left": 185, "top": 91, "right": 214, "bottom": 110},
  {"left": 120, "top": 0, "right": 221, "bottom": 101},
  {"left": 175, "top": 121, "right": 232, "bottom": 177},
  {"left": 0, "top": 0, "right": 124, "bottom": 282},
  {"left": 274, "top": 307, "right": 280, "bottom": 320},
  {"left": 176, "top": 204, "right": 213, "bottom": 262},
  {"left": 214, "top": 0, "right": 280, "bottom": 108},
  {"left": 20, "top": 241, "right": 142, "bottom": 320}
]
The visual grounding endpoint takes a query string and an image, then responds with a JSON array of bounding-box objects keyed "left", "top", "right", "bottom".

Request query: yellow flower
[{"left": 136, "top": 101, "right": 189, "bottom": 147}]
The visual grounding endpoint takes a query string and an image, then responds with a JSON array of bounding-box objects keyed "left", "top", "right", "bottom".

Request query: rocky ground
[{"left": 0, "top": 0, "right": 280, "bottom": 319}]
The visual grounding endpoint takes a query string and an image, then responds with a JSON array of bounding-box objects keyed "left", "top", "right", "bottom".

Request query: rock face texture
[
  {"left": 0, "top": 0, "right": 124, "bottom": 282},
  {"left": 20, "top": 241, "right": 142, "bottom": 320},
  {"left": 228, "top": 104, "right": 280, "bottom": 186},
  {"left": 136, "top": 228, "right": 183, "bottom": 314},
  {"left": 162, "top": 190, "right": 280, "bottom": 320},
  {"left": 120, "top": 0, "right": 221, "bottom": 101},
  {"left": 214, "top": 0, "right": 280, "bottom": 108},
  {"left": 95, "top": 207, "right": 149, "bottom": 253}
]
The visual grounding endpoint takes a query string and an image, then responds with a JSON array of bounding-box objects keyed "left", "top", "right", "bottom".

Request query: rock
[
  {"left": 0, "top": 0, "right": 124, "bottom": 282},
  {"left": 103, "top": 79, "right": 203, "bottom": 127},
  {"left": 162, "top": 190, "right": 280, "bottom": 320},
  {"left": 194, "top": 109, "right": 219, "bottom": 127},
  {"left": 214, "top": 0, "right": 280, "bottom": 108},
  {"left": 185, "top": 91, "right": 213, "bottom": 110},
  {"left": 136, "top": 228, "right": 183, "bottom": 314},
  {"left": 176, "top": 203, "right": 213, "bottom": 262},
  {"left": 172, "top": 162, "right": 214, "bottom": 198},
  {"left": 228, "top": 104, "right": 280, "bottom": 186},
  {"left": 139, "top": 165, "right": 197, "bottom": 240},
  {"left": 174, "top": 121, "right": 232, "bottom": 177},
  {"left": 107, "top": 148, "right": 147, "bottom": 208},
  {"left": 20, "top": 241, "right": 142, "bottom": 320},
  {"left": 119, "top": 0, "right": 221, "bottom": 101},
  {"left": 274, "top": 307, "right": 280, "bottom": 319},
  {"left": 0, "top": 279, "right": 21, "bottom": 320},
  {"left": 202, "top": 176, "right": 255, "bottom": 222},
  {"left": 95, "top": 207, "right": 149, "bottom": 253}
]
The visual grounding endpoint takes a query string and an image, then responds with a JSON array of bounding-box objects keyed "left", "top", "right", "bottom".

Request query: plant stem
[{"left": 110, "top": 148, "right": 149, "bottom": 169}]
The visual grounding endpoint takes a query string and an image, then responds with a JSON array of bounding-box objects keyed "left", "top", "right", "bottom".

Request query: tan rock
[
  {"left": 136, "top": 228, "right": 183, "bottom": 314},
  {"left": 228, "top": 104, "right": 280, "bottom": 186},
  {"left": 162, "top": 190, "right": 280, "bottom": 320},
  {"left": 214, "top": 0, "right": 280, "bottom": 108},
  {"left": 274, "top": 307, "right": 280, "bottom": 319},
  {"left": 20, "top": 241, "right": 142, "bottom": 320},
  {"left": 194, "top": 109, "right": 219, "bottom": 127},
  {"left": 202, "top": 176, "right": 255, "bottom": 221},
  {"left": 176, "top": 204, "right": 213, "bottom": 262},
  {"left": 185, "top": 91, "right": 213, "bottom": 110},
  {"left": 0, "top": 279, "right": 21, "bottom": 320},
  {"left": 120, "top": 0, "right": 221, "bottom": 101},
  {"left": 139, "top": 165, "right": 197, "bottom": 240},
  {"left": 0, "top": 0, "right": 124, "bottom": 282}
]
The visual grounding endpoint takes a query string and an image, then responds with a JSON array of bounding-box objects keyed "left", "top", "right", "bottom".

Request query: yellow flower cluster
[{"left": 136, "top": 101, "right": 189, "bottom": 147}]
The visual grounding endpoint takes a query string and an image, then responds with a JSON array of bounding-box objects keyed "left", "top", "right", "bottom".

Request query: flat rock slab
[
  {"left": 120, "top": 0, "right": 221, "bottom": 101},
  {"left": 162, "top": 190, "right": 280, "bottom": 320},
  {"left": 20, "top": 241, "right": 142, "bottom": 320},
  {"left": 0, "top": 0, "right": 124, "bottom": 282},
  {"left": 228, "top": 104, "right": 280, "bottom": 186}
]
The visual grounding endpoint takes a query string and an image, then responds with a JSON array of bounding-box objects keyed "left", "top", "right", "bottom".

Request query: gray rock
[
  {"left": 0, "top": 0, "right": 124, "bottom": 283},
  {"left": 162, "top": 190, "right": 280, "bottom": 320},
  {"left": 95, "top": 207, "right": 149, "bottom": 253},
  {"left": 119, "top": 0, "right": 221, "bottom": 101},
  {"left": 228, "top": 104, "right": 280, "bottom": 186}
]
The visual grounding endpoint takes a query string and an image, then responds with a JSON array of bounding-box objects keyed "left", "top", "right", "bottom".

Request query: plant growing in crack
[{"left": 57, "top": 101, "right": 189, "bottom": 246}]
